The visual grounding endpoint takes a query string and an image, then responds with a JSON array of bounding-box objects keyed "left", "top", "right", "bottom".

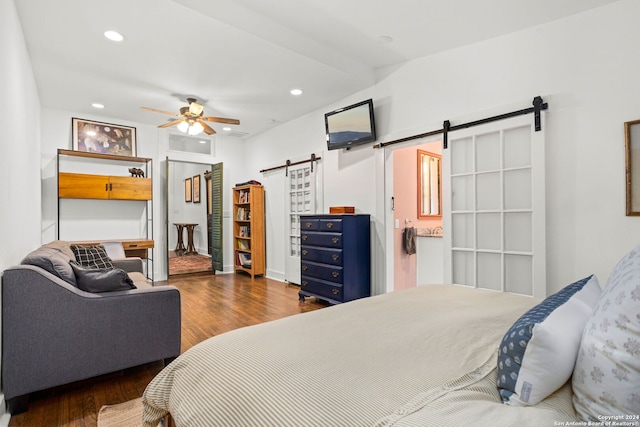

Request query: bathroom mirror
[{"left": 418, "top": 150, "right": 442, "bottom": 218}]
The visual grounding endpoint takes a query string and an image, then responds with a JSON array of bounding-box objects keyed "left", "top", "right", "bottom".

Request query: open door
[{"left": 206, "top": 163, "right": 223, "bottom": 271}]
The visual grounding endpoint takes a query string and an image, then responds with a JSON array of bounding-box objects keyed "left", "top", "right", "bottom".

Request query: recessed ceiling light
[
  {"left": 222, "top": 127, "right": 232, "bottom": 131},
  {"left": 91, "top": 103, "right": 104, "bottom": 109},
  {"left": 104, "top": 30, "right": 124, "bottom": 42},
  {"left": 377, "top": 35, "right": 394, "bottom": 44},
  {"left": 199, "top": 140, "right": 207, "bottom": 144},
  {"left": 290, "top": 89, "right": 303, "bottom": 96}
]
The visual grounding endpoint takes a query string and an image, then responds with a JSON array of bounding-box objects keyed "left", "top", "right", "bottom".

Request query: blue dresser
[{"left": 299, "top": 214, "right": 371, "bottom": 304}]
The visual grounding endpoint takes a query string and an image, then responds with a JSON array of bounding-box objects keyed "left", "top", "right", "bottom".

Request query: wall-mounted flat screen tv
[{"left": 325, "top": 99, "right": 376, "bottom": 150}]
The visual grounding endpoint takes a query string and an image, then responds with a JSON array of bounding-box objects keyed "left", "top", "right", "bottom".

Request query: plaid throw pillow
[{"left": 70, "top": 245, "right": 115, "bottom": 270}]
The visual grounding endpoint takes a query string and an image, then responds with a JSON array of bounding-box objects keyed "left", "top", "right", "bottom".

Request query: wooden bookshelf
[{"left": 233, "top": 184, "right": 265, "bottom": 278}]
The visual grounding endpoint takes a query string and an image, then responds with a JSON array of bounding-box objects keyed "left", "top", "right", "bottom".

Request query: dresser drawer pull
[
  {"left": 332, "top": 289, "right": 339, "bottom": 295},
  {"left": 326, "top": 222, "right": 334, "bottom": 229},
  {"left": 302, "top": 265, "right": 308, "bottom": 271},
  {"left": 332, "top": 272, "right": 339, "bottom": 278},
  {"left": 302, "top": 235, "right": 308, "bottom": 241},
  {"left": 301, "top": 281, "right": 308, "bottom": 287},
  {"left": 305, "top": 222, "right": 313, "bottom": 228},
  {"left": 302, "top": 250, "right": 308, "bottom": 256},
  {"left": 332, "top": 254, "right": 339, "bottom": 261},
  {"left": 332, "top": 237, "right": 339, "bottom": 244}
]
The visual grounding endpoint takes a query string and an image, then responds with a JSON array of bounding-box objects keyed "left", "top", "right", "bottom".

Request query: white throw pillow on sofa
[{"left": 573, "top": 245, "right": 640, "bottom": 420}]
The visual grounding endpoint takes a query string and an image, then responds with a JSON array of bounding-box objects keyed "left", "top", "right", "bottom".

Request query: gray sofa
[{"left": 1, "top": 241, "right": 181, "bottom": 414}]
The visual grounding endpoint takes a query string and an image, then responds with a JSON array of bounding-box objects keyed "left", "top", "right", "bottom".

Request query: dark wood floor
[{"left": 8, "top": 272, "right": 328, "bottom": 427}]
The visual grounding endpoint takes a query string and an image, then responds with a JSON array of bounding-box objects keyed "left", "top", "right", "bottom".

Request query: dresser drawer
[
  {"left": 300, "top": 219, "right": 319, "bottom": 231},
  {"left": 300, "top": 276, "right": 343, "bottom": 301},
  {"left": 301, "top": 232, "right": 342, "bottom": 248},
  {"left": 300, "top": 218, "right": 343, "bottom": 232},
  {"left": 301, "top": 246, "right": 343, "bottom": 266},
  {"left": 301, "top": 260, "right": 343, "bottom": 283}
]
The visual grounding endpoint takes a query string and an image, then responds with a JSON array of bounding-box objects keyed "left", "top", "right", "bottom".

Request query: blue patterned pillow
[{"left": 497, "top": 275, "right": 601, "bottom": 406}]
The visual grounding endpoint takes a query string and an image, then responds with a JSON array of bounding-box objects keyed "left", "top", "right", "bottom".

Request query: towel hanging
[{"left": 403, "top": 226, "right": 417, "bottom": 255}]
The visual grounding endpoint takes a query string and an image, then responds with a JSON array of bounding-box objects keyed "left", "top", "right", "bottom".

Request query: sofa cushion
[
  {"left": 70, "top": 245, "right": 114, "bottom": 269},
  {"left": 43, "top": 240, "right": 76, "bottom": 259},
  {"left": 70, "top": 262, "right": 136, "bottom": 293},
  {"left": 21, "top": 242, "right": 76, "bottom": 286}
]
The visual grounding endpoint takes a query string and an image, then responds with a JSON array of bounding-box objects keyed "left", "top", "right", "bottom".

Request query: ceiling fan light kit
[
  {"left": 178, "top": 120, "right": 205, "bottom": 136},
  {"left": 141, "top": 98, "right": 240, "bottom": 137}
]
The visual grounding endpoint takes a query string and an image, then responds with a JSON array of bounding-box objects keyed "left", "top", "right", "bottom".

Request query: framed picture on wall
[
  {"left": 193, "top": 174, "right": 201, "bottom": 203},
  {"left": 72, "top": 118, "right": 137, "bottom": 156},
  {"left": 185, "top": 177, "right": 192, "bottom": 203},
  {"left": 626, "top": 119, "right": 640, "bottom": 215}
]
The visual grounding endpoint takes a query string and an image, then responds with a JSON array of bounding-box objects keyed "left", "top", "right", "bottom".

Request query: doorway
[
  {"left": 167, "top": 159, "right": 221, "bottom": 276},
  {"left": 385, "top": 139, "right": 443, "bottom": 292}
]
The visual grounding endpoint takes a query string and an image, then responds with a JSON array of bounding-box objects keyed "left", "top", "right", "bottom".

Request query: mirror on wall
[
  {"left": 417, "top": 149, "right": 442, "bottom": 218},
  {"left": 625, "top": 119, "right": 640, "bottom": 215}
]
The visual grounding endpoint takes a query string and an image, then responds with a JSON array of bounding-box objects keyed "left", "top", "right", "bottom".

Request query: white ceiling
[{"left": 15, "top": 0, "right": 618, "bottom": 139}]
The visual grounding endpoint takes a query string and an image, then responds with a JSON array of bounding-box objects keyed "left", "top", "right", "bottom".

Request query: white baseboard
[{"left": 0, "top": 395, "right": 10, "bottom": 427}]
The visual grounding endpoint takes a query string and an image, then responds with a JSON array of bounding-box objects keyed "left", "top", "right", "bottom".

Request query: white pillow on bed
[
  {"left": 573, "top": 245, "right": 640, "bottom": 420},
  {"left": 497, "top": 275, "right": 601, "bottom": 406}
]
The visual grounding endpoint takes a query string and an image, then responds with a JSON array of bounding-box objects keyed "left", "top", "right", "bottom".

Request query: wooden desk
[{"left": 70, "top": 239, "right": 154, "bottom": 259}]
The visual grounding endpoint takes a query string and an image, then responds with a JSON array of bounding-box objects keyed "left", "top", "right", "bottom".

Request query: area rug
[
  {"left": 97, "top": 397, "right": 144, "bottom": 427},
  {"left": 169, "top": 253, "right": 213, "bottom": 275}
]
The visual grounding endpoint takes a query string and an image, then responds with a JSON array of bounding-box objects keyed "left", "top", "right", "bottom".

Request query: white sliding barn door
[
  {"left": 284, "top": 163, "right": 321, "bottom": 285},
  {"left": 443, "top": 114, "right": 546, "bottom": 298}
]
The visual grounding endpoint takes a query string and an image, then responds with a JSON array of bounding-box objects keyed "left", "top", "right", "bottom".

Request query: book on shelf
[
  {"left": 237, "top": 239, "right": 250, "bottom": 250},
  {"left": 237, "top": 252, "right": 252, "bottom": 268},
  {"left": 238, "top": 225, "right": 251, "bottom": 237},
  {"left": 238, "top": 189, "right": 250, "bottom": 204},
  {"left": 236, "top": 207, "right": 251, "bottom": 221}
]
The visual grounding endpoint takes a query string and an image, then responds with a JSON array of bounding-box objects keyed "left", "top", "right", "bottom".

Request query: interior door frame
[
  {"left": 165, "top": 154, "right": 218, "bottom": 277},
  {"left": 382, "top": 134, "right": 443, "bottom": 293}
]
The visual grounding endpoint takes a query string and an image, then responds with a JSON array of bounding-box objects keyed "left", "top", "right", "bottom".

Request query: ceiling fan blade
[
  {"left": 202, "top": 116, "right": 240, "bottom": 125},
  {"left": 199, "top": 120, "right": 216, "bottom": 135},
  {"left": 158, "top": 120, "right": 183, "bottom": 128},
  {"left": 141, "top": 106, "right": 181, "bottom": 116}
]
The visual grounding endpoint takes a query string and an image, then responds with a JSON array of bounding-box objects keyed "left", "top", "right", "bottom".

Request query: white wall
[
  {"left": 0, "top": 2, "right": 42, "bottom": 268},
  {"left": 246, "top": 0, "right": 640, "bottom": 295},
  {"left": 0, "top": 1, "right": 41, "bottom": 423}
]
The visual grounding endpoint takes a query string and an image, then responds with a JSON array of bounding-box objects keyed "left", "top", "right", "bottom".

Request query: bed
[{"left": 141, "top": 284, "right": 589, "bottom": 426}]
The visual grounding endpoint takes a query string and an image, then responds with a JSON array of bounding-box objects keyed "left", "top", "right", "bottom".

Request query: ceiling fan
[{"left": 141, "top": 98, "right": 240, "bottom": 136}]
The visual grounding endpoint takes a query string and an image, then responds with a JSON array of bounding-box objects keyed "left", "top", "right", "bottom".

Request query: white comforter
[{"left": 142, "top": 285, "right": 578, "bottom": 426}]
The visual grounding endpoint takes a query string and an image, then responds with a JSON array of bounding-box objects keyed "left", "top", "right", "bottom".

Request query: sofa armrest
[
  {"left": 112, "top": 257, "right": 143, "bottom": 273},
  {"left": 1, "top": 265, "right": 181, "bottom": 401}
]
